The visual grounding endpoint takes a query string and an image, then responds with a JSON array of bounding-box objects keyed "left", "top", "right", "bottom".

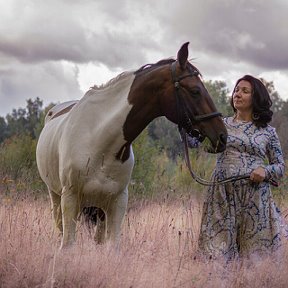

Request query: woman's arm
[{"left": 264, "top": 128, "right": 285, "bottom": 181}]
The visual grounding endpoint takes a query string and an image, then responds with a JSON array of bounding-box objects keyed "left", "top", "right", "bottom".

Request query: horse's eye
[{"left": 190, "top": 89, "right": 200, "bottom": 96}]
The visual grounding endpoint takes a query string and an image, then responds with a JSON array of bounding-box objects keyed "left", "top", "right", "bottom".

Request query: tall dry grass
[{"left": 1, "top": 194, "right": 288, "bottom": 288}]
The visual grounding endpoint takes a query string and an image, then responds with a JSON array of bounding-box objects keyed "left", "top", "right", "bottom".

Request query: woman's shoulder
[
  {"left": 264, "top": 124, "right": 277, "bottom": 134},
  {"left": 257, "top": 124, "right": 279, "bottom": 139},
  {"left": 223, "top": 117, "right": 277, "bottom": 136},
  {"left": 259, "top": 123, "right": 276, "bottom": 132},
  {"left": 223, "top": 116, "right": 233, "bottom": 125}
]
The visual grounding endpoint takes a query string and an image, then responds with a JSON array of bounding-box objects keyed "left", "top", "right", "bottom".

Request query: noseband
[{"left": 170, "top": 61, "right": 221, "bottom": 139}]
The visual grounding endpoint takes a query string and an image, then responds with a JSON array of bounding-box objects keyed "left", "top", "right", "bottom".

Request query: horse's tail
[{"left": 81, "top": 207, "right": 105, "bottom": 230}]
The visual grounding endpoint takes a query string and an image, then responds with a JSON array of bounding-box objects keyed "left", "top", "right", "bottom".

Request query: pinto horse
[{"left": 36, "top": 42, "right": 227, "bottom": 248}]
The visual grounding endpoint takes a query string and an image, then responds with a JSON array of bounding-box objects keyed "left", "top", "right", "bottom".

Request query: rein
[
  {"left": 182, "top": 131, "right": 251, "bottom": 186},
  {"left": 182, "top": 131, "right": 278, "bottom": 187}
]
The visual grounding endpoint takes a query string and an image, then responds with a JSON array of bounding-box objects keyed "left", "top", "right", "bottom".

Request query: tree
[
  {"left": 6, "top": 107, "right": 27, "bottom": 138},
  {"left": 130, "top": 128, "right": 160, "bottom": 195},
  {"left": 271, "top": 100, "right": 288, "bottom": 158},
  {"left": 25, "top": 97, "right": 43, "bottom": 138},
  {"left": 0, "top": 116, "right": 7, "bottom": 143},
  {"left": 148, "top": 117, "right": 182, "bottom": 160},
  {"left": 204, "top": 80, "right": 233, "bottom": 117},
  {"left": 260, "top": 78, "right": 284, "bottom": 113},
  {"left": 4, "top": 97, "right": 44, "bottom": 140}
]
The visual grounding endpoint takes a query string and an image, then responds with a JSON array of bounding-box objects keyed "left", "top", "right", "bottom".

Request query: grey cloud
[
  {"left": 1, "top": 0, "right": 287, "bottom": 70},
  {"left": 0, "top": 0, "right": 288, "bottom": 116},
  {"left": 0, "top": 61, "right": 82, "bottom": 116},
  {"left": 0, "top": 0, "right": 159, "bottom": 68},
  {"left": 158, "top": 0, "right": 288, "bottom": 70}
]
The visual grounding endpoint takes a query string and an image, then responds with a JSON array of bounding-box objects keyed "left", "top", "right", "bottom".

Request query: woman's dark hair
[{"left": 230, "top": 75, "right": 273, "bottom": 128}]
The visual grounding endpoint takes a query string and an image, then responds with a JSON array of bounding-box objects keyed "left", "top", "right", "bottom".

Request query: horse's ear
[{"left": 177, "top": 42, "right": 189, "bottom": 70}]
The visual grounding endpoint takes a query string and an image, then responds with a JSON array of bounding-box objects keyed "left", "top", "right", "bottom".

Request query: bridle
[
  {"left": 171, "top": 60, "right": 221, "bottom": 138},
  {"left": 170, "top": 61, "right": 278, "bottom": 187}
]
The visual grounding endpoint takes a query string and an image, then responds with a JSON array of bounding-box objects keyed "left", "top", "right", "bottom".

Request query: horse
[{"left": 36, "top": 42, "right": 227, "bottom": 249}]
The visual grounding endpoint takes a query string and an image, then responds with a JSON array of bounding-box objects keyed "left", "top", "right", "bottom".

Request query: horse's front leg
[
  {"left": 106, "top": 189, "right": 128, "bottom": 244},
  {"left": 60, "top": 186, "right": 80, "bottom": 249},
  {"left": 48, "top": 188, "right": 63, "bottom": 234}
]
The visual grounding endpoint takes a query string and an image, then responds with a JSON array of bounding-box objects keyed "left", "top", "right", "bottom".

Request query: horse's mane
[
  {"left": 134, "top": 58, "right": 175, "bottom": 76},
  {"left": 91, "top": 58, "right": 202, "bottom": 90},
  {"left": 134, "top": 58, "right": 202, "bottom": 77},
  {"left": 91, "top": 71, "right": 133, "bottom": 90}
]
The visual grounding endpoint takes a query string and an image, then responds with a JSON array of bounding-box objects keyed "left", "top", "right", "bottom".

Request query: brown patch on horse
[
  {"left": 51, "top": 103, "right": 77, "bottom": 120},
  {"left": 115, "top": 60, "right": 173, "bottom": 163}
]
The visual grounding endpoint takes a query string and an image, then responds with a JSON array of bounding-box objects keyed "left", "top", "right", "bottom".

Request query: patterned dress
[{"left": 198, "top": 117, "right": 285, "bottom": 259}]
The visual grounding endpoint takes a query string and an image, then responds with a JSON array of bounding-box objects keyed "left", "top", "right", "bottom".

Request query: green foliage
[
  {"left": 129, "top": 128, "right": 160, "bottom": 196},
  {"left": 260, "top": 78, "right": 285, "bottom": 113},
  {"left": 0, "top": 116, "right": 7, "bottom": 143},
  {"left": 173, "top": 149, "right": 217, "bottom": 195},
  {"left": 148, "top": 117, "right": 182, "bottom": 160},
  {"left": 0, "top": 134, "right": 38, "bottom": 180},
  {"left": 130, "top": 126, "right": 193, "bottom": 199},
  {"left": 204, "top": 80, "right": 233, "bottom": 117},
  {"left": 271, "top": 101, "right": 288, "bottom": 158},
  {"left": 1, "top": 97, "right": 44, "bottom": 142}
]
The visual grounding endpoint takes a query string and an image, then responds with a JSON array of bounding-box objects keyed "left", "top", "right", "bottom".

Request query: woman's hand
[{"left": 250, "top": 167, "right": 266, "bottom": 183}]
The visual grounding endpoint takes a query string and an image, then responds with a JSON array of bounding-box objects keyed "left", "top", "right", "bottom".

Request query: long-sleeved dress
[{"left": 198, "top": 117, "right": 285, "bottom": 259}]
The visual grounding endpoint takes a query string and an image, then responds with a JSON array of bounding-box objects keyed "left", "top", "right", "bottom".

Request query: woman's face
[{"left": 233, "top": 80, "right": 253, "bottom": 113}]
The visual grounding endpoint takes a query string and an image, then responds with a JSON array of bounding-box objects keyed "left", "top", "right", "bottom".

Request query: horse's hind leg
[
  {"left": 95, "top": 209, "right": 106, "bottom": 244},
  {"left": 48, "top": 189, "right": 63, "bottom": 234},
  {"left": 60, "top": 186, "right": 80, "bottom": 248}
]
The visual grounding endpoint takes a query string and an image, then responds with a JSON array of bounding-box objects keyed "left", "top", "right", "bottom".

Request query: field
[{"left": 1, "top": 190, "right": 288, "bottom": 288}]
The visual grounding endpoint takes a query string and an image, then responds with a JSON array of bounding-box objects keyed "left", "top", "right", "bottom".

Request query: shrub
[{"left": 0, "top": 134, "right": 38, "bottom": 180}]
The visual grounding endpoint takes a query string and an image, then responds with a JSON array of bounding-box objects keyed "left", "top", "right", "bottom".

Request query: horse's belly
[{"left": 37, "top": 106, "right": 135, "bottom": 201}]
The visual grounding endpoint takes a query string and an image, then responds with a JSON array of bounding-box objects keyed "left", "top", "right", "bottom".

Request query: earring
[{"left": 252, "top": 113, "right": 259, "bottom": 120}]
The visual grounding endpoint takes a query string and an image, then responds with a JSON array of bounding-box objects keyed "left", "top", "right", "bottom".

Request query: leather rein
[{"left": 170, "top": 61, "right": 277, "bottom": 187}]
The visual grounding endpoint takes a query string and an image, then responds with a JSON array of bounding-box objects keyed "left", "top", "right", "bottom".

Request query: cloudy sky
[{"left": 1, "top": 0, "right": 288, "bottom": 116}]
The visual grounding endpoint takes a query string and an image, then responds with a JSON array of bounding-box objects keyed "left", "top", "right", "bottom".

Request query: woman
[{"left": 198, "top": 75, "right": 285, "bottom": 259}]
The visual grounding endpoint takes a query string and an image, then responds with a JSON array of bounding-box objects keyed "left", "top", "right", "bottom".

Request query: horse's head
[{"left": 160, "top": 42, "right": 227, "bottom": 153}]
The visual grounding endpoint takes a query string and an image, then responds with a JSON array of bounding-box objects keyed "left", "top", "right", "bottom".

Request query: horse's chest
[{"left": 81, "top": 155, "right": 134, "bottom": 199}]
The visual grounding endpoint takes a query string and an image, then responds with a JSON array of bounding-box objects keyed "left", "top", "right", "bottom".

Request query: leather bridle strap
[{"left": 170, "top": 61, "right": 222, "bottom": 133}]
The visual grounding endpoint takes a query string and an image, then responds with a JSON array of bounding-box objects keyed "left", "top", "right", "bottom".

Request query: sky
[{"left": 0, "top": 0, "right": 288, "bottom": 116}]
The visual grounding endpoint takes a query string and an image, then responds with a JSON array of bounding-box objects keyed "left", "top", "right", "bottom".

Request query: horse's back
[{"left": 45, "top": 100, "right": 79, "bottom": 124}]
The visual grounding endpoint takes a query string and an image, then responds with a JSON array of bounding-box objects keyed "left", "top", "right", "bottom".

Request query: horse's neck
[
  {"left": 69, "top": 73, "right": 136, "bottom": 150},
  {"left": 72, "top": 70, "right": 164, "bottom": 152},
  {"left": 121, "top": 72, "right": 164, "bottom": 144},
  {"left": 82, "top": 73, "right": 134, "bottom": 109},
  {"left": 80, "top": 73, "right": 133, "bottom": 120}
]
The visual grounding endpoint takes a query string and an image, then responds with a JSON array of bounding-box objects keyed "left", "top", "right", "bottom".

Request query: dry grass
[{"left": 1, "top": 195, "right": 288, "bottom": 288}]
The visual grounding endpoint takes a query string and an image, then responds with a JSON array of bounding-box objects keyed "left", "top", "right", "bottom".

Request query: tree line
[
  {"left": 0, "top": 79, "right": 287, "bottom": 195},
  {"left": 1, "top": 79, "right": 288, "bottom": 157}
]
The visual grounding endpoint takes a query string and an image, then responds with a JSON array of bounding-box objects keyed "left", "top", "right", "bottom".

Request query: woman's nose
[{"left": 234, "top": 91, "right": 241, "bottom": 98}]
